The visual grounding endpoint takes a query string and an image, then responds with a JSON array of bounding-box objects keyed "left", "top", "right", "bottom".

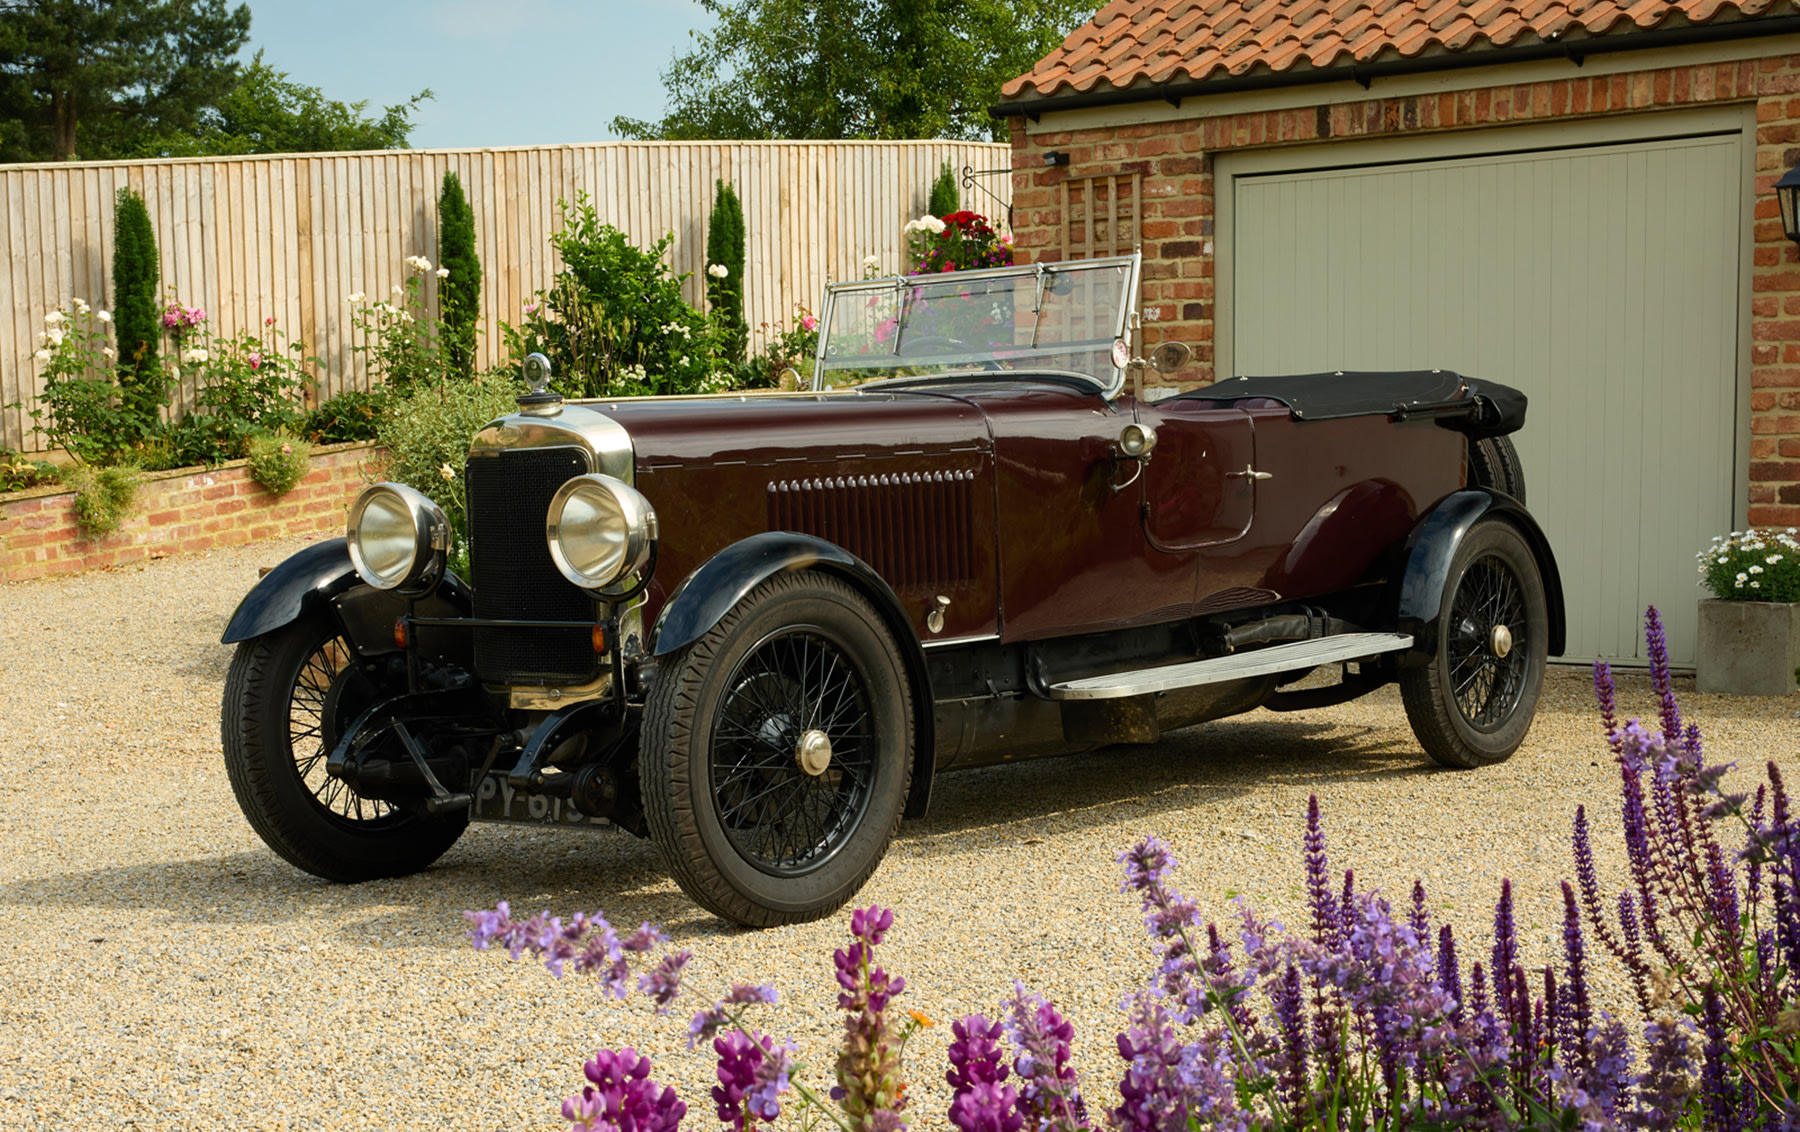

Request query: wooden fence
[{"left": 0, "top": 139, "right": 1012, "bottom": 452}]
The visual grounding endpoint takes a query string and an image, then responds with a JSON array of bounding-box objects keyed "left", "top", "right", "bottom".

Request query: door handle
[{"left": 1226, "top": 464, "right": 1272, "bottom": 481}]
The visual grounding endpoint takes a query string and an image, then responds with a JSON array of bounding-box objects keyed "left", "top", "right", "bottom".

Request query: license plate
[{"left": 470, "top": 773, "right": 612, "bottom": 829}]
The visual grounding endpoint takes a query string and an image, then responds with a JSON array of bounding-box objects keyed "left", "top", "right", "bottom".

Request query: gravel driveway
[{"left": 3, "top": 535, "right": 1795, "bottom": 1130}]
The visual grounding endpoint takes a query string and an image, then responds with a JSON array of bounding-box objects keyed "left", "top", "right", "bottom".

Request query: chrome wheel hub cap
[
  {"left": 1490, "top": 624, "right": 1513, "bottom": 659},
  {"left": 796, "top": 729, "right": 833, "bottom": 776}
]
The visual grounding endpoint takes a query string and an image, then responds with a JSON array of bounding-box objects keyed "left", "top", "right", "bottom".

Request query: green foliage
[
  {"left": 927, "top": 160, "right": 959, "bottom": 217},
  {"left": 504, "top": 194, "right": 730, "bottom": 398},
  {"left": 375, "top": 375, "right": 521, "bottom": 574},
  {"left": 612, "top": 0, "right": 1097, "bottom": 142},
  {"left": 112, "top": 188, "right": 161, "bottom": 405},
  {"left": 437, "top": 172, "right": 481, "bottom": 377},
  {"left": 245, "top": 431, "right": 310, "bottom": 496},
  {"left": 25, "top": 302, "right": 145, "bottom": 463},
  {"left": 0, "top": 0, "right": 251, "bottom": 162},
  {"left": 139, "top": 51, "right": 432, "bottom": 157},
  {"left": 64, "top": 461, "right": 139, "bottom": 536},
  {"left": 750, "top": 305, "right": 820, "bottom": 388},
  {"left": 349, "top": 263, "right": 451, "bottom": 390},
  {"left": 300, "top": 387, "right": 392, "bottom": 445},
  {"left": 705, "top": 180, "right": 747, "bottom": 363},
  {"left": 0, "top": 448, "right": 60, "bottom": 493},
  {"left": 163, "top": 322, "right": 312, "bottom": 466}
]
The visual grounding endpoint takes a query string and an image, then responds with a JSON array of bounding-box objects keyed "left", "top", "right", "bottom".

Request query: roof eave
[{"left": 990, "top": 13, "right": 1800, "bottom": 122}]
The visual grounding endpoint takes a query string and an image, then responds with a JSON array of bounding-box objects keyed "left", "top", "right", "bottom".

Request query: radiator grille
[
  {"left": 466, "top": 448, "right": 597, "bottom": 684},
  {"left": 767, "top": 471, "right": 976, "bottom": 589}
]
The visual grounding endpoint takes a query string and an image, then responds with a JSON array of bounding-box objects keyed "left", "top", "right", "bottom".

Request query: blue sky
[{"left": 242, "top": 0, "right": 710, "bottom": 150}]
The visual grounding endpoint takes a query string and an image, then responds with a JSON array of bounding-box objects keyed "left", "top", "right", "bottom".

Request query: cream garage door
[{"left": 1221, "top": 127, "right": 1745, "bottom": 665}]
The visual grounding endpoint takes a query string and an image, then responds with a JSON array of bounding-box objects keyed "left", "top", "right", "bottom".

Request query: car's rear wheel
[
  {"left": 221, "top": 616, "right": 467, "bottom": 880},
  {"left": 639, "top": 572, "right": 913, "bottom": 927},
  {"left": 1399, "top": 519, "right": 1548, "bottom": 768}
]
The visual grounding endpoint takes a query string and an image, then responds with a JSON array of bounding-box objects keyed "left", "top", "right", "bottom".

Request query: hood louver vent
[{"left": 768, "top": 471, "right": 976, "bottom": 589}]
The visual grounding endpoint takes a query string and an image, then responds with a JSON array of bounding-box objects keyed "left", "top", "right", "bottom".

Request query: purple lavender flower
[
  {"left": 464, "top": 900, "right": 513, "bottom": 950},
  {"left": 637, "top": 949, "right": 691, "bottom": 1014},
  {"left": 1003, "top": 982, "right": 1090, "bottom": 1132},
  {"left": 565, "top": 1047, "right": 686, "bottom": 1132}
]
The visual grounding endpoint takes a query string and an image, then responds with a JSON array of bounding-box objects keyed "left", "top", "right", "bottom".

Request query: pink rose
[
  {"left": 248, "top": 353, "right": 262, "bottom": 370},
  {"left": 265, "top": 316, "right": 276, "bottom": 326},
  {"left": 801, "top": 315, "right": 818, "bottom": 332}
]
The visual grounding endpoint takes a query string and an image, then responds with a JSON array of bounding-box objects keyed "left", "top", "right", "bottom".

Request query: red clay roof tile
[{"left": 999, "top": 0, "right": 1799, "bottom": 100}]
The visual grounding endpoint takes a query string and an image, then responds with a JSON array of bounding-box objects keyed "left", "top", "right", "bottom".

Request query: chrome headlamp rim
[
  {"left": 346, "top": 482, "right": 450, "bottom": 594},
  {"left": 546, "top": 474, "right": 658, "bottom": 591}
]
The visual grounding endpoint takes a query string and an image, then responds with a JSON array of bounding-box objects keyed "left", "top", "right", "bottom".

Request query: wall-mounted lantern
[
  {"left": 1777, "top": 164, "right": 1800, "bottom": 245},
  {"left": 1043, "top": 151, "right": 1071, "bottom": 167}
]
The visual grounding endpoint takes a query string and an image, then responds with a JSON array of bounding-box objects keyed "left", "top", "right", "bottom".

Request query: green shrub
[
  {"left": 705, "top": 180, "right": 746, "bottom": 364},
  {"left": 25, "top": 302, "right": 144, "bottom": 463},
  {"left": 927, "top": 160, "right": 959, "bottom": 218},
  {"left": 301, "top": 387, "right": 392, "bottom": 445},
  {"left": 164, "top": 320, "right": 312, "bottom": 466},
  {"left": 246, "top": 431, "right": 311, "bottom": 496},
  {"left": 438, "top": 172, "right": 482, "bottom": 378},
  {"left": 112, "top": 189, "right": 165, "bottom": 422},
  {"left": 65, "top": 462, "right": 140, "bottom": 537},
  {"left": 0, "top": 449, "right": 60, "bottom": 493},
  {"left": 348, "top": 263, "right": 450, "bottom": 390},
  {"left": 375, "top": 374, "right": 520, "bottom": 574},
  {"left": 504, "top": 193, "right": 729, "bottom": 398}
]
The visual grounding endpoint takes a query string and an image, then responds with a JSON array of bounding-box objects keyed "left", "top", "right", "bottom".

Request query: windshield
[{"left": 812, "top": 254, "right": 1139, "bottom": 394}]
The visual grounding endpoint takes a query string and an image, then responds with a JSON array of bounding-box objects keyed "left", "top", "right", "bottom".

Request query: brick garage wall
[
  {"left": 1008, "top": 54, "right": 1800, "bottom": 526},
  {"left": 0, "top": 441, "right": 377, "bottom": 582}
]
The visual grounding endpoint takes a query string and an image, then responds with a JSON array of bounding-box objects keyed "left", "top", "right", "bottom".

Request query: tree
[
  {"left": 111, "top": 186, "right": 162, "bottom": 426},
  {"left": 437, "top": 171, "right": 481, "bottom": 377},
  {"left": 0, "top": 0, "right": 252, "bottom": 162},
  {"left": 927, "top": 160, "right": 959, "bottom": 217},
  {"left": 140, "top": 51, "right": 432, "bottom": 157},
  {"left": 705, "top": 180, "right": 746, "bottom": 363},
  {"left": 612, "top": 0, "right": 1096, "bottom": 142}
]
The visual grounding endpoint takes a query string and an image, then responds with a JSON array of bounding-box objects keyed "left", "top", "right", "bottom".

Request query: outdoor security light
[
  {"left": 1778, "top": 163, "right": 1800, "bottom": 245},
  {"left": 1044, "top": 151, "right": 1070, "bottom": 166}
]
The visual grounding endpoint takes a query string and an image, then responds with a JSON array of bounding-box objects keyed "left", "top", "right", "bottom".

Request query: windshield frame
[{"left": 809, "top": 253, "right": 1141, "bottom": 399}]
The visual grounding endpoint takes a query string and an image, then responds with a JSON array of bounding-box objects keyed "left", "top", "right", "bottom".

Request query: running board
[{"left": 1044, "top": 633, "right": 1414, "bottom": 701}]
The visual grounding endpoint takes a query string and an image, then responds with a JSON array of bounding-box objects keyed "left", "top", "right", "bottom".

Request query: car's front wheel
[
  {"left": 639, "top": 572, "right": 914, "bottom": 927},
  {"left": 221, "top": 615, "right": 467, "bottom": 880},
  {"left": 1399, "top": 518, "right": 1548, "bottom": 768}
]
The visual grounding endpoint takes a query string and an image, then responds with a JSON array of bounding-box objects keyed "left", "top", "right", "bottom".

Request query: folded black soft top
[{"left": 1173, "top": 370, "right": 1527, "bottom": 439}]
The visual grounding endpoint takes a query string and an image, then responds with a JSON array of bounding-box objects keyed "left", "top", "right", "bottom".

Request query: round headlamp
[
  {"left": 346, "top": 482, "right": 450, "bottom": 593},
  {"left": 546, "top": 474, "right": 658, "bottom": 590}
]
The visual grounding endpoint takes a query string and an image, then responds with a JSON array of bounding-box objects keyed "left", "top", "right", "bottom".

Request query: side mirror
[{"left": 1148, "top": 342, "right": 1191, "bottom": 375}]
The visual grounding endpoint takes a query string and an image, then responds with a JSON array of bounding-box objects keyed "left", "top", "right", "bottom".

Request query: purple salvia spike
[
  {"left": 1437, "top": 923, "right": 1464, "bottom": 1023},
  {"left": 1559, "top": 881, "right": 1592, "bottom": 1078},
  {"left": 1304, "top": 796, "right": 1336, "bottom": 948},
  {"left": 1699, "top": 983, "right": 1742, "bottom": 1132},
  {"left": 1490, "top": 880, "right": 1518, "bottom": 1024},
  {"left": 1585, "top": 1015, "right": 1632, "bottom": 1122},
  {"left": 1593, "top": 660, "right": 1622, "bottom": 756},
  {"left": 1468, "top": 961, "right": 1490, "bottom": 1022},
  {"left": 1639, "top": 1016, "right": 1698, "bottom": 1132},
  {"left": 1409, "top": 879, "right": 1431, "bottom": 946},
  {"left": 1644, "top": 606, "right": 1683, "bottom": 746},
  {"left": 1704, "top": 842, "right": 1743, "bottom": 959},
  {"left": 1746, "top": 785, "right": 1767, "bottom": 906},
  {"left": 1272, "top": 962, "right": 1308, "bottom": 1115},
  {"left": 1683, "top": 721, "right": 1704, "bottom": 769},
  {"left": 1339, "top": 869, "right": 1357, "bottom": 941},
  {"left": 1615, "top": 891, "right": 1653, "bottom": 1017},
  {"left": 1571, "top": 805, "right": 1633, "bottom": 976}
]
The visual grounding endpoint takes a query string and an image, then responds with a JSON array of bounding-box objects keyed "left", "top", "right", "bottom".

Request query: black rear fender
[
  {"left": 1393, "top": 490, "right": 1565, "bottom": 660},
  {"left": 648, "top": 531, "right": 936, "bottom": 819}
]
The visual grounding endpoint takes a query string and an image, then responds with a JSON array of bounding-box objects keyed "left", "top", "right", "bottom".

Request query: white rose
[
  {"left": 184, "top": 348, "right": 209, "bottom": 363},
  {"left": 392, "top": 284, "right": 405, "bottom": 296},
  {"left": 925, "top": 215, "right": 947, "bottom": 235},
  {"left": 406, "top": 255, "right": 431, "bottom": 274},
  {"left": 96, "top": 310, "right": 111, "bottom": 322},
  {"left": 72, "top": 297, "right": 89, "bottom": 313},
  {"left": 707, "top": 263, "right": 729, "bottom": 279},
  {"left": 45, "top": 328, "right": 64, "bottom": 347},
  {"left": 436, "top": 267, "right": 450, "bottom": 279},
  {"left": 101, "top": 346, "right": 116, "bottom": 359},
  {"left": 347, "top": 292, "right": 366, "bottom": 304},
  {"left": 32, "top": 349, "right": 50, "bottom": 362},
  {"left": 863, "top": 254, "right": 880, "bottom": 268},
  {"left": 44, "top": 310, "right": 65, "bottom": 326}
]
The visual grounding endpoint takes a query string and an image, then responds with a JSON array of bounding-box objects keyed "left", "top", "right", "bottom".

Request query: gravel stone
[{"left": 3, "top": 534, "right": 1796, "bottom": 1129}]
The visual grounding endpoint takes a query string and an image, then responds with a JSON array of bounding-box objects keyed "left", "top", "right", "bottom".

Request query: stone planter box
[
  {"left": 0, "top": 441, "right": 381, "bottom": 583},
  {"left": 1696, "top": 598, "right": 1800, "bottom": 696}
]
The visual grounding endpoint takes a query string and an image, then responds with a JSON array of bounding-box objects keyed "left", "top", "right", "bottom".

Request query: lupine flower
[
  {"left": 564, "top": 1047, "right": 685, "bottom": 1132},
  {"left": 1003, "top": 983, "right": 1089, "bottom": 1132},
  {"left": 833, "top": 907, "right": 909, "bottom": 1130}
]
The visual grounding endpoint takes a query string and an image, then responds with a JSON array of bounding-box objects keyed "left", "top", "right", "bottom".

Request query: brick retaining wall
[{"left": 0, "top": 441, "right": 378, "bottom": 582}]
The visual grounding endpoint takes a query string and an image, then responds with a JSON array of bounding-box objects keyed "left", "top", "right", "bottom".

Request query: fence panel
[{"left": 0, "top": 139, "right": 1009, "bottom": 453}]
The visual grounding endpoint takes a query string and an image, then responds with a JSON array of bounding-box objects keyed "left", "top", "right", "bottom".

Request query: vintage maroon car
[{"left": 219, "top": 254, "right": 1562, "bottom": 926}]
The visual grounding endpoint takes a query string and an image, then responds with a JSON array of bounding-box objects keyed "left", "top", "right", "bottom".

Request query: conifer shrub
[
  {"left": 111, "top": 188, "right": 164, "bottom": 427},
  {"left": 437, "top": 172, "right": 482, "bottom": 378},
  {"left": 706, "top": 179, "right": 747, "bottom": 364}
]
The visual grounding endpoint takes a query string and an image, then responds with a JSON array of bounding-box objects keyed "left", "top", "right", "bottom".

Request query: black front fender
[
  {"left": 1395, "top": 489, "right": 1566, "bottom": 659},
  {"left": 220, "top": 538, "right": 362, "bottom": 644},
  {"left": 648, "top": 531, "right": 936, "bottom": 820}
]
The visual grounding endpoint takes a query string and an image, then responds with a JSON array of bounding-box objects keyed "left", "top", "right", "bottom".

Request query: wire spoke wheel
[
  {"left": 1400, "top": 517, "right": 1549, "bottom": 769},
  {"left": 289, "top": 635, "right": 401, "bottom": 827},
  {"left": 710, "top": 627, "right": 877, "bottom": 875},
  {"left": 640, "top": 571, "right": 914, "bottom": 927},
  {"left": 1444, "top": 555, "right": 1529, "bottom": 729}
]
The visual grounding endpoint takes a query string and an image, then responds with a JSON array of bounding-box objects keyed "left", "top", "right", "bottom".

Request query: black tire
[
  {"left": 1399, "top": 519, "right": 1548, "bottom": 769},
  {"left": 1468, "top": 435, "right": 1527, "bottom": 504},
  {"left": 639, "top": 572, "right": 914, "bottom": 927},
  {"left": 221, "top": 617, "right": 467, "bottom": 881}
]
